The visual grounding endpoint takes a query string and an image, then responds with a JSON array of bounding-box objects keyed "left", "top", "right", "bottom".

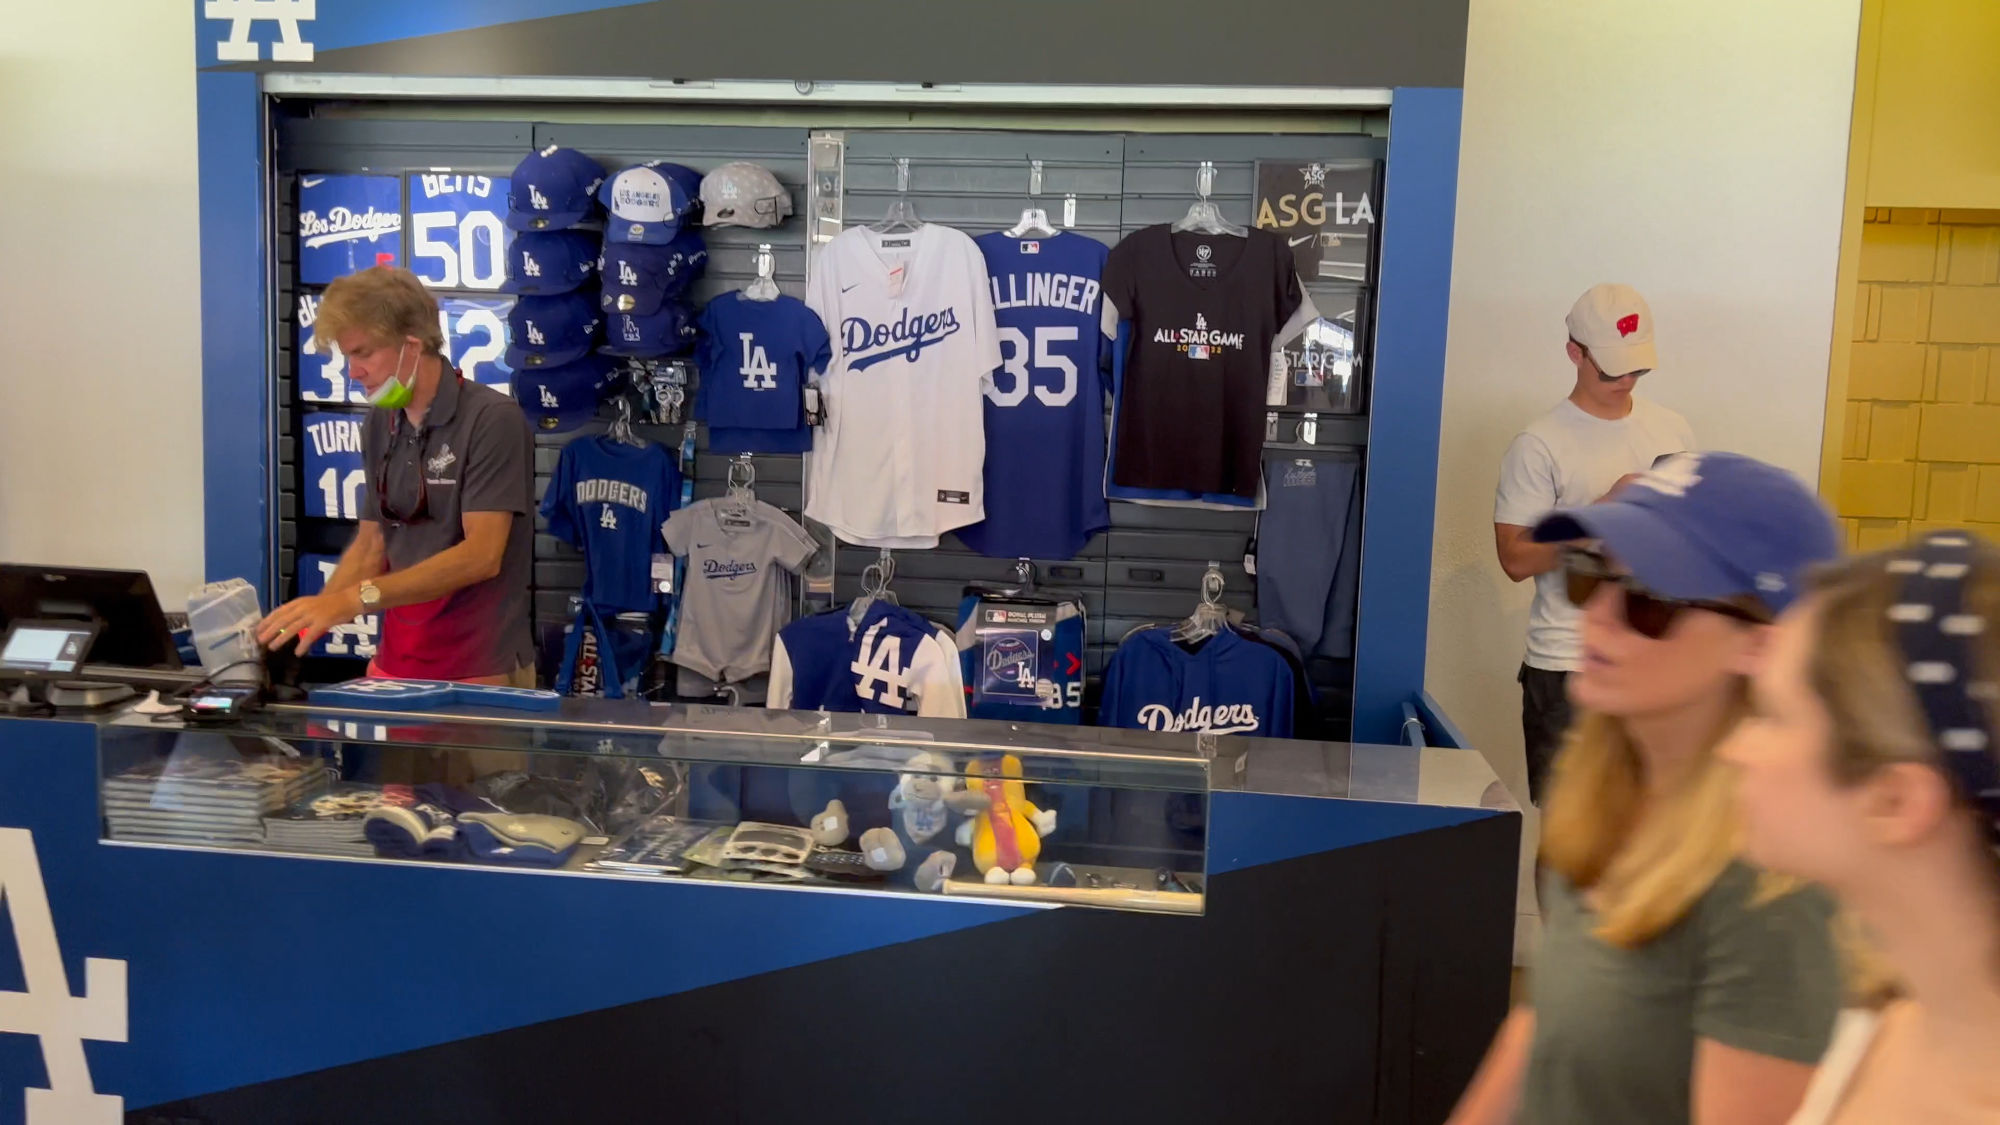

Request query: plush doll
[{"left": 954, "top": 753, "right": 1056, "bottom": 886}]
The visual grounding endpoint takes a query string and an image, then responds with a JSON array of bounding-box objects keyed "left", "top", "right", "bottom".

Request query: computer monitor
[{"left": 0, "top": 565, "right": 183, "bottom": 669}]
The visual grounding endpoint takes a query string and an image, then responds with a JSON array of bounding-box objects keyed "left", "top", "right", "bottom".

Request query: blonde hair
[
  {"left": 1805, "top": 540, "right": 2000, "bottom": 1004},
  {"left": 1541, "top": 695, "right": 1751, "bottom": 948},
  {"left": 314, "top": 266, "right": 445, "bottom": 355}
]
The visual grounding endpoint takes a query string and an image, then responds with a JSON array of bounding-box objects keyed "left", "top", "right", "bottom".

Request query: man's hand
[
  {"left": 257, "top": 590, "right": 362, "bottom": 655},
  {"left": 1597, "top": 473, "right": 1644, "bottom": 503}
]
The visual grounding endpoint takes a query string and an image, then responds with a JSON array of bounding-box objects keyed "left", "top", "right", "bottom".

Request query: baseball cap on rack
[
  {"left": 598, "top": 231, "right": 709, "bottom": 316},
  {"left": 506, "top": 146, "right": 607, "bottom": 232},
  {"left": 1565, "top": 283, "right": 1658, "bottom": 378},
  {"left": 500, "top": 230, "right": 599, "bottom": 295},
  {"left": 505, "top": 290, "right": 602, "bottom": 370},
  {"left": 700, "top": 162, "right": 793, "bottom": 229},
  {"left": 513, "top": 354, "right": 613, "bottom": 434},
  {"left": 1532, "top": 451, "right": 1841, "bottom": 617},
  {"left": 598, "top": 162, "right": 704, "bottom": 245},
  {"left": 600, "top": 301, "right": 698, "bottom": 359}
]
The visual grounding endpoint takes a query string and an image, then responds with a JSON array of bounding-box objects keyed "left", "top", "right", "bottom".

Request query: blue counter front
[{"left": 0, "top": 706, "right": 1517, "bottom": 1125}]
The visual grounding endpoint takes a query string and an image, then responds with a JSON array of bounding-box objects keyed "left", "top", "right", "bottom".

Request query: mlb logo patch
[
  {"left": 1189, "top": 344, "right": 1211, "bottom": 360},
  {"left": 1021, "top": 241, "right": 1040, "bottom": 254}
]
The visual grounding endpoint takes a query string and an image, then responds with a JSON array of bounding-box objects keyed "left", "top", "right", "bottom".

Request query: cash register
[{"left": 0, "top": 564, "right": 192, "bottom": 712}]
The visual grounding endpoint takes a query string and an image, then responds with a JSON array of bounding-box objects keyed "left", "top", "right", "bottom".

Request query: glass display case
[{"left": 98, "top": 701, "right": 1228, "bottom": 915}]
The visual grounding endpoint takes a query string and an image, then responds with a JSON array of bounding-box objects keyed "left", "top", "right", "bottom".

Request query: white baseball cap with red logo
[{"left": 1565, "top": 283, "right": 1658, "bottom": 377}]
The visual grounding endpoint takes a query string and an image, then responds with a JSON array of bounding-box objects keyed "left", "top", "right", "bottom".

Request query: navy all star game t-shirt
[{"left": 1102, "top": 226, "right": 1304, "bottom": 499}]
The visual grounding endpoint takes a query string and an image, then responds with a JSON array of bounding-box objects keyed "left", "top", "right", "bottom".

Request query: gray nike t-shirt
[{"left": 663, "top": 498, "right": 819, "bottom": 682}]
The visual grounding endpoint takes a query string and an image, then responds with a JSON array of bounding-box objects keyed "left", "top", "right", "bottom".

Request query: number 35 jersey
[{"left": 957, "top": 231, "right": 1113, "bottom": 560}]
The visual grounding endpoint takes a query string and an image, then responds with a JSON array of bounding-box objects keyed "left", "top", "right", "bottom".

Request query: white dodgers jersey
[
  {"left": 301, "top": 411, "right": 366, "bottom": 521},
  {"left": 803, "top": 224, "right": 1001, "bottom": 548}
]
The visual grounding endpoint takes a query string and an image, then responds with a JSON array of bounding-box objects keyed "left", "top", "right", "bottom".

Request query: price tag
[
  {"left": 652, "top": 554, "right": 675, "bottom": 594},
  {"left": 1062, "top": 194, "right": 1077, "bottom": 229}
]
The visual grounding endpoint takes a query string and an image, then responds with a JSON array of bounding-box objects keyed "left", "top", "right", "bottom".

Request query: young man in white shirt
[{"left": 1492, "top": 284, "right": 1695, "bottom": 804}]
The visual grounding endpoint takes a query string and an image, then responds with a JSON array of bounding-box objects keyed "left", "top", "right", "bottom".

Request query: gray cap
[{"left": 699, "top": 162, "right": 793, "bottom": 229}]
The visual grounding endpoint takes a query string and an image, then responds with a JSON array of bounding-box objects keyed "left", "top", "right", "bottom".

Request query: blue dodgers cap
[
  {"left": 1532, "top": 451, "right": 1841, "bottom": 616},
  {"left": 513, "top": 355, "right": 612, "bottom": 433},
  {"left": 597, "top": 231, "right": 709, "bottom": 316},
  {"left": 505, "top": 290, "right": 602, "bottom": 369},
  {"left": 597, "top": 162, "right": 704, "bottom": 245},
  {"left": 500, "top": 230, "right": 599, "bottom": 295},
  {"left": 506, "top": 146, "right": 606, "bottom": 232},
  {"left": 599, "top": 301, "right": 698, "bottom": 359}
]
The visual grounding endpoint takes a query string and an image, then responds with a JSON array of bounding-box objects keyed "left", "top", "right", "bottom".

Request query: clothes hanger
[
  {"left": 869, "top": 158, "right": 923, "bottom": 234},
  {"left": 1004, "top": 158, "right": 1057, "bottom": 239},
  {"left": 847, "top": 548, "right": 898, "bottom": 627},
  {"left": 743, "top": 243, "right": 780, "bottom": 302},
  {"left": 721, "top": 455, "right": 756, "bottom": 520},
  {"left": 1170, "top": 161, "right": 1247, "bottom": 237},
  {"left": 1169, "top": 562, "right": 1231, "bottom": 646},
  {"left": 607, "top": 394, "right": 646, "bottom": 446}
]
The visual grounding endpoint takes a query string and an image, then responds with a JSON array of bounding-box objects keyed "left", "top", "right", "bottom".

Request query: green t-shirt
[{"left": 1520, "top": 861, "right": 1842, "bottom": 1125}]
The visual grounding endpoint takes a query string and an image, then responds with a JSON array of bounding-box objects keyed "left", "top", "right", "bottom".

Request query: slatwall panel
[
  {"left": 269, "top": 108, "right": 1385, "bottom": 734},
  {"left": 834, "top": 130, "right": 1384, "bottom": 730}
]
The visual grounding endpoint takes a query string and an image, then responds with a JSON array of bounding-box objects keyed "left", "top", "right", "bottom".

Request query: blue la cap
[
  {"left": 513, "top": 355, "right": 612, "bottom": 433},
  {"left": 1533, "top": 451, "right": 1841, "bottom": 616},
  {"left": 505, "top": 290, "right": 602, "bottom": 370},
  {"left": 597, "top": 161, "right": 704, "bottom": 245},
  {"left": 506, "top": 146, "right": 606, "bottom": 232},
  {"left": 598, "top": 232, "right": 708, "bottom": 316},
  {"left": 599, "top": 301, "right": 698, "bottom": 359},
  {"left": 500, "top": 230, "right": 599, "bottom": 295}
]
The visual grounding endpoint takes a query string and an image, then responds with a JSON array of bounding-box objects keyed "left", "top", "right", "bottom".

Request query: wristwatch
[{"left": 357, "top": 583, "right": 383, "bottom": 611}]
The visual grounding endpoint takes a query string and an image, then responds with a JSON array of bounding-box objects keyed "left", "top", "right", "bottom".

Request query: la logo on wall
[
  {"left": 203, "top": 0, "right": 317, "bottom": 63},
  {"left": 0, "top": 828, "right": 128, "bottom": 1123}
]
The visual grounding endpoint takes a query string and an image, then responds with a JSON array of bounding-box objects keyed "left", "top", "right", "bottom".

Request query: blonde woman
[
  {"left": 1721, "top": 531, "right": 2000, "bottom": 1123},
  {"left": 1449, "top": 453, "right": 1845, "bottom": 1125}
]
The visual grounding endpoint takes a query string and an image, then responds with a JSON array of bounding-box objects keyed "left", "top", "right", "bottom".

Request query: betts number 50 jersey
[
  {"left": 539, "top": 435, "right": 682, "bottom": 612},
  {"left": 958, "top": 231, "right": 1112, "bottom": 560},
  {"left": 804, "top": 224, "right": 1001, "bottom": 549}
]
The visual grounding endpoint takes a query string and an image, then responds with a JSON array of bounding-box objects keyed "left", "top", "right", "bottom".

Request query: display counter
[{"left": 0, "top": 698, "right": 1517, "bottom": 1125}]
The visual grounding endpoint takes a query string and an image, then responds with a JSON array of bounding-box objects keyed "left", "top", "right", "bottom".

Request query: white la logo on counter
[
  {"left": 1135, "top": 696, "right": 1262, "bottom": 735},
  {"left": 0, "top": 828, "right": 128, "bottom": 1123},
  {"left": 205, "top": 0, "right": 315, "bottom": 63}
]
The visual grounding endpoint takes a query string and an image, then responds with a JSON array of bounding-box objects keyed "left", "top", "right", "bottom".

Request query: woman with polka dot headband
[{"left": 1722, "top": 531, "right": 2000, "bottom": 1123}]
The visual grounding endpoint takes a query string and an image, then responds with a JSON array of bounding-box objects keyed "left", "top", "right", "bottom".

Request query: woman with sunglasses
[
  {"left": 1448, "top": 452, "right": 1845, "bottom": 1125},
  {"left": 1720, "top": 531, "right": 2000, "bottom": 1123}
]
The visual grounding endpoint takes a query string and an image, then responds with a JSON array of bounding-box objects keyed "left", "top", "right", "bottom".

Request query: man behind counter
[{"left": 258, "top": 266, "right": 537, "bottom": 686}]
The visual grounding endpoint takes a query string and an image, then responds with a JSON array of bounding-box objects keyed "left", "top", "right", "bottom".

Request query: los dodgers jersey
[
  {"left": 695, "top": 292, "right": 831, "bottom": 455},
  {"left": 767, "top": 602, "right": 967, "bottom": 718},
  {"left": 540, "top": 436, "right": 683, "bottom": 612},
  {"left": 955, "top": 232, "right": 1113, "bottom": 560},
  {"left": 301, "top": 411, "right": 367, "bottom": 521},
  {"left": 1098, "top": 628, "right": 1294, "bottom": 738},
  {"left": 803, "top": 224, "right": 1002, "bottom": 549}
]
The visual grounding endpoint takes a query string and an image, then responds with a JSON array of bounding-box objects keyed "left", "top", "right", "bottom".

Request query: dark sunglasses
[
  {"left": 1562, "top": 551, "right": 1768, "bottom": 639},
  {"left": 1576, "top": 342, "right": 1649, "bottom": 382},
  {"left": 376, "top": 423, "right": 432, "bottom": 526}
]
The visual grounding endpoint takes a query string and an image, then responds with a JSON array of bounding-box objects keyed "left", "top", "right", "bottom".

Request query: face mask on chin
[{"left": 367, "top": 341, "right": 417, "bottom": 410}]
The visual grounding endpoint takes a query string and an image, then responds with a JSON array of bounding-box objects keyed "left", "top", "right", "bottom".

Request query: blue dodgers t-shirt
[
  {"left": 695, "top": 292, "right": 832, "bottom": 454},
  {"left": 1097, "top": 628, "right": 1294, "bottom": 738},
  {"left": 539, "top": 435, "right": 683, "bottom": 612}
]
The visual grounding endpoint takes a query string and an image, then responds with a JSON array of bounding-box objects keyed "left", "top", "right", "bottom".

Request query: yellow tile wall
[{"left": 1839, "top": 208, "right": 2000, "bottom": 544}]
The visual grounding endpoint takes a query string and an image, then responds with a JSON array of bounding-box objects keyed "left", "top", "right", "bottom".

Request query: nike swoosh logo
[
  {"left": 841, "top": 283, "right": 860, "bottom": 293},
  {"left": 301, "top": 177, "right": 325, "bottom": 188},
  {"left": 1288, "top": 235, "right": 1315, "bottom": 247},
  {"left": 694, "top": 543, "right": 712, "bottom": 549}
]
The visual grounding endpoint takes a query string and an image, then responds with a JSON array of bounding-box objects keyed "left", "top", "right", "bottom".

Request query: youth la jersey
[
  {"left": 539, "top": 435, "right": 682, "bottom": 612},
  {"left": 695, "top": 292, "right": 831, "bottom": 453},
  {"left": 804, "top": 224, "right": 1002, "bottom": 549},
  {"left": 956, "top": 232, "right": 1112, "bottom": 560}
]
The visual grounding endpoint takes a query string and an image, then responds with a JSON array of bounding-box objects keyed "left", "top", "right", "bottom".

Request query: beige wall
[
  {"left": 0, "top": 3, "right": 206, "bottom": 601},
  {"left": 1863, "top": 0, "right": 2000, "bottom": 209},
  {"left": 1428, "top": 0, "right": 1862, "bottom": 800}
]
